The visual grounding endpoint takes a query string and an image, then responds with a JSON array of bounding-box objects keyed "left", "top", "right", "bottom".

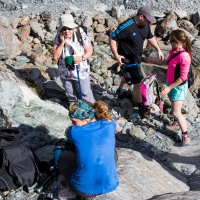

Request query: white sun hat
[{"left": 57, "top": 14, "right": 78, "bottom": 32}]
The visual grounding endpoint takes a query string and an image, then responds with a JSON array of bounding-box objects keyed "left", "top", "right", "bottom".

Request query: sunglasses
[{"left": 61, "top": 27, "right": 73, "bottom": 31}]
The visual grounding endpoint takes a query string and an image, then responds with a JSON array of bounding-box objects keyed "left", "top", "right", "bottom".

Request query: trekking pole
[
  {"left": 76, "top": 64, "right": 82, "bottom": 100},
  {"left": 65, "top": 39, "right": 83, "bottom": 100}
]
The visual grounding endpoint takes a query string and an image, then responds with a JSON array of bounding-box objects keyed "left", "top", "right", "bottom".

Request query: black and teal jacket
[{"left": 110, "top": 18, "right": 154, "bottom": 64}]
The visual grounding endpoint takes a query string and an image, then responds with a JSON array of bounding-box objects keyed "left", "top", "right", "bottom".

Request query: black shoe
[
  {"left": 116, "top": 89, "right": 132, "bottom": 99},
  {"left": 138, "top": 105, "right": 150, "bottom": 119}
]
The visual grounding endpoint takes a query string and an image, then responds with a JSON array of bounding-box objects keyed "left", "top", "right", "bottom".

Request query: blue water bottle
[{"left": 54, "top": 145, "right": 63, "bottom": 167}]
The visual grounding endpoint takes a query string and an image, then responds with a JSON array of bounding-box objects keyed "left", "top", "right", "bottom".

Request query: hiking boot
[
  {"left": 165, "top": 122, "right": 180, "bottom": 131},
  {"left": 138, "top": 105, "right": 150, "bottom": 119},
  {"left": 181, "top": 134, "right": 191, "bottom": 146},
  {"left": 116, "top": 88, "right": 132, "bottom": 99}
]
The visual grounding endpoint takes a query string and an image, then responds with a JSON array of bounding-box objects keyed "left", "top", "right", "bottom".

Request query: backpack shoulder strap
[
  {"left": 152, "top": 78, "right": 164, "bottom": 115},
  {"left": 148, "top": 74, "right": 164, "bottom": 115},
  {"left": 167, "top": 50, "right": 186, "bottom": 64},
  {"left": 75, "top": 26, "right": 94, "bottom": 47},
  {"left": 76, "top": 26, "right": 84, "bottom": 47},
  {"left": 80, "top": 25, "right": 87, "bottom": 34},
  {"left": 154, "top": 79, "right": 160, "bottom": 101}
]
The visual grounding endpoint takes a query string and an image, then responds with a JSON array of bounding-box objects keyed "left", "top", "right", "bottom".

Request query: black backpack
[{"left": 0, "top": 127, "right": 39, "bottom": 191}]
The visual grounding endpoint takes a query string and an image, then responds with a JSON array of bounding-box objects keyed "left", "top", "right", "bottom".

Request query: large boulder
[
  {"left": 150, "top": 191, "right": 200, "bottom": 199},
  {"left": 44, "top": 80, "right": 68, "bottom": 101},
  {"left": 0, "top": 16, "right": 21, "bottom": 59},
  {"left": 8, "top": 64, "right": 48, "bottom": 97},
  {"left": 190, "top": 39, "right": 200, "bottom": 91},
  {"left": 156, "top": 12, "right": 178, "bottom": 39},
  {"left": 164, "top": 140, "right": 200, "bottom": 191},
  {"left": 96, "top": 148, "right": 189, "bottom": 200},
  {"left": 0, "top": 80, "right": 71, "bottom": 149}
]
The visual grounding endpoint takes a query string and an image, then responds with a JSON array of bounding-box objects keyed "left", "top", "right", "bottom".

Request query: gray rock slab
[
  {"left": 29, "top": 21, "right": 44, "bottom": 41},
  {"left": 149, "top": 191, "right": 200, "bottom": 200},
  {"left": 0, "top": 63, "right": 24, "bottom": 83},
  {"left": 44, "top": 80, "right": 68, "bottom": 101},
  {"left": 96, "top": 148, "right": 189, "bottom": 200},
  {"left": 0, "top": 80, "right": 71, "bottom": 148},
  {"left": 165, "top": 140, "right": 200, "bottom": 190},
  {"left": 182, "top": 90, "right": 199, "bottom": 120},
  {"left": 141, "top": 63, "right": 167, "bottom": 86},
  {"left": 0, "top": 16, "right": 21, "bottom": 59}
]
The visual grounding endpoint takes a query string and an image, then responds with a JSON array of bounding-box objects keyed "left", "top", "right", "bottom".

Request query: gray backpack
[{"left": 0, "top": 127, "right": 39, "bottom": 191}]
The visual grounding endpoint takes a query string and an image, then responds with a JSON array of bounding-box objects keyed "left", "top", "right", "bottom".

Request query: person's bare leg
[
  {"left": 119, "top": 77, "right": 128, "bottom": 88},
  {"left": 133, "top": 83, "right": 142, "bottom": 103},
  {"left": 171, "top": 101, "right": 190, "bottom": 145},
  {"left": 116, "top": 77, "right": 133, "bottom": 99},
  {"left": 171, "top": 101, "right": 187, "bottom": 132}
]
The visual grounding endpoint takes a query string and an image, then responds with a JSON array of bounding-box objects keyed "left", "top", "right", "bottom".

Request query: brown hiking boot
[
  {"left": 181, "top": 134, "right": 191, "bottom": 146},
  {"left": 165, "top": 122, "right": 180, "bottom": 131}
]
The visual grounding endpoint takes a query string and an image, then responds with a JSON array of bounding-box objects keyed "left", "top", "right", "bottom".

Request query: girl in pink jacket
[{"left": 146, "top": 30, "right": 192, "bottom": 146}]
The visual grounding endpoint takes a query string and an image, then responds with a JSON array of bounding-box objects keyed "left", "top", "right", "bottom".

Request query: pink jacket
[{"left": 166, "top": 47, "right": 191, "bottom": 84}]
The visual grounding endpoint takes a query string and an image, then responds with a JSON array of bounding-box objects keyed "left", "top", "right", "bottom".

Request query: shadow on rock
[
  {"left": 18, "top": 124, "right": 63, "bottom": 151},
  {"left": 115, "top": 132, "right": 200, "bottom": 191}
]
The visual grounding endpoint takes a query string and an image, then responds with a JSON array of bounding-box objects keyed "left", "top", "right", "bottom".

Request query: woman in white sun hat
[{"left": 53, "top": 14, "right": 95, "bottom": 103}]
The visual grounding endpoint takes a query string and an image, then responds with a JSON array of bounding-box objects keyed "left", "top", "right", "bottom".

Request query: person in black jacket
[{"left": 109, "top": 6, "right": 164, "bottom": 118}]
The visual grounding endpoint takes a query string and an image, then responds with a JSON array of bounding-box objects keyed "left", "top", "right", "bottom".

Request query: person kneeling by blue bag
[{"left": 58, "top": 100, "right": 120, "bottom": 200}]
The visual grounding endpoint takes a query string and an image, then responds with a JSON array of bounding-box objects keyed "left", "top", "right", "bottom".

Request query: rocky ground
[
  {"left": 1, "top": 0, "right": 200, "bottom": 199},
  {"left": 0, "top": 0, "right": 200, "bottom": 21}
]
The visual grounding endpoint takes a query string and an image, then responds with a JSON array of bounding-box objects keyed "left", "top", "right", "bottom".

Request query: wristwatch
[{"left": 82, "top": 56, "right": 85, "bottom": 61}]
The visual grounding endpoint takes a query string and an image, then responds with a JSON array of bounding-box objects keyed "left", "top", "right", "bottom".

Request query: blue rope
[{"left": 76, "top": 65, "right": 82, "bottom": 100}]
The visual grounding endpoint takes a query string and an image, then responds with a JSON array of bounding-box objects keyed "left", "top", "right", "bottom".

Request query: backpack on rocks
[
  {"left": 141, "top": 74, "right": 163, "bottom": 114},
  {"left": 0, "top": 127, "right": 39, "bottom": 191}
]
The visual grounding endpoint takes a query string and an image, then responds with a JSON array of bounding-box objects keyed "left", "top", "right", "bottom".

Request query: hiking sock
[
  {"left": 181, "top": 131, "right": 191, "bottom": 146},
  {"left": 174, "top": 118, "right": 179, "bottom": 125},
  {"left": 182, "top": 131, "right": 188, "bottom": 136}
]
